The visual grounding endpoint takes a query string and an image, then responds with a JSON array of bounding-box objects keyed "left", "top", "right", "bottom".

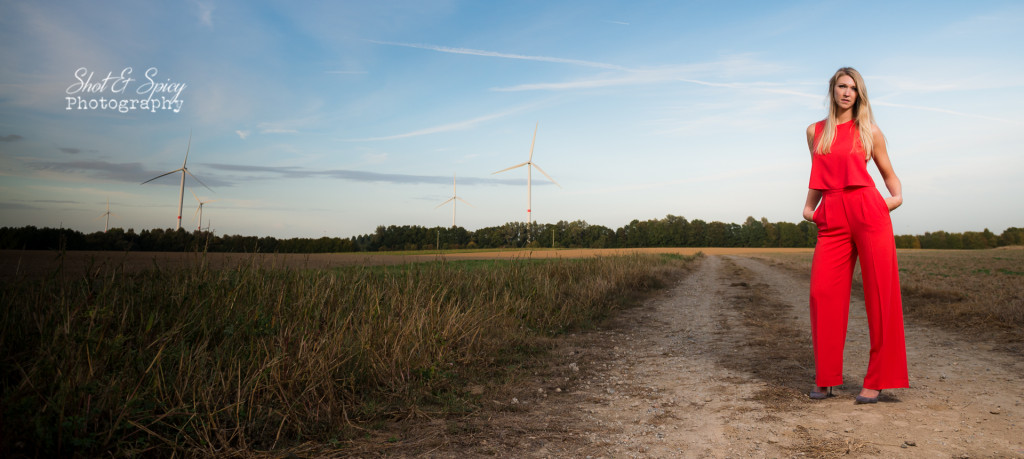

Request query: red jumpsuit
[{"left": 808, "top": 120, "right": 909, "bottom": 390}]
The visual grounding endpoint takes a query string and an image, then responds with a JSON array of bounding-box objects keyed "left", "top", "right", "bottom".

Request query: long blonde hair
[{"left": 815, "top": 67, "right": 877, "bottom": 160}]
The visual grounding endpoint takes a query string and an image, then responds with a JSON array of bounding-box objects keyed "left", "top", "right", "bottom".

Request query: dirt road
[{"left": 375, "top": 255, "right": 1024, "bottom": 457}]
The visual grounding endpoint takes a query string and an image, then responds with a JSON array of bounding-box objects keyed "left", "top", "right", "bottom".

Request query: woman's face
[{"left": 833, "top": 74, "right": 858, "bottom": 112}]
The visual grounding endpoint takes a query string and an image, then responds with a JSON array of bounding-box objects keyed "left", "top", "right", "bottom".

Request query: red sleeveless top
[{"left": 808, "top": 120, "right": 874, "bottom": 191}]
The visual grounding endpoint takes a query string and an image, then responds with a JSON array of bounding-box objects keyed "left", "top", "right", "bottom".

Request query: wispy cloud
[
  {"left": 196, "top": 1, "right": 214, "bottom": 27},
  {"left": 257, "top": 120, "right": 306, "bottom": 135},
  {"left": 603, "top": 20, "right": 630, "bottom": 26},
  {"left": 326, "top": 70, "right": 368, "bottom": 75},
  {"left": 344, "top": 108, "right": 519, "bottom": 141},
  {"left": 366, "top": 39, "right": 628, "bottom": 71},
  {"left": 492, "top": 59, "right": 794, "bottom": 92},
  {"left": 494, "top": 74, "right": 658, "bottom": 92},
  {"left": 33, "top": 199, "right": 80, "bottom": 204},
  {"left": 678, "top": 79, "right": 820, "bottom": 99},
  {"left": 0, "top": 202, "right": 37, "bottom": 210},
  {"left": 362, "top": 153, "right": 388, "bottom": 164},
  {"left": 1, "top": 134, "right": 24, "bottom": 142},
  {"left": 873, "top": 101, "right": 1023, "bottom": 125},
  {"left": 202, "top": 162, "right": 528, "bottom": 186},
  {"left": 58, "top": 147, "right": 81, "bottom": 154},
  {"left": 29, "top": 160, "right": 232, "bottom": 187},
  {"left": 235, "top": 130, "right": 250, "bottom": 140}
]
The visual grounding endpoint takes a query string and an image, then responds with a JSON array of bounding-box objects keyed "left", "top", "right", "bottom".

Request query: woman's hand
[
  {"left": 803, "top": 207, "right": 816, "bottom": 222},
  {"left": 885, "top": 196, "right": 902, "bottom": 212}
]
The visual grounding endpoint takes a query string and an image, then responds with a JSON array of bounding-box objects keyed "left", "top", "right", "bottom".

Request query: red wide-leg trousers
[{"left": 810, "top": 186, "right": 909, "bottom": 390}]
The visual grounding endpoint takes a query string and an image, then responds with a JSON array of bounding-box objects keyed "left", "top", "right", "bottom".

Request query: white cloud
[
  {"left": 344, "top": 106, "right": 526, "bottom": 141},
  {"left": 873, "top": 101, "right": 1022, "bottom": 125},
  {"left": 235, "top": 130, "right": 250, "bottom": 140},
  {"left": 366, "top": 39, "right": 627, "bottom": 70},
  {"left": 196, "top": 1, "right": 214, "bottom": 27}
]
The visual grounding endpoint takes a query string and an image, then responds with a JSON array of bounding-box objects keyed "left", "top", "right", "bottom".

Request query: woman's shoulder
[
  {"left": 806, "top": 119, "right": 825, "bottom": 136},
  {"left": 866, "top": 122, "right": 884, "bottom": 142}
]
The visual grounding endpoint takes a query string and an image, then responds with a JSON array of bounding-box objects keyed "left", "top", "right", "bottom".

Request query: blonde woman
[{"left": 803, "top": 67, "right": 908, "bottom": 404}]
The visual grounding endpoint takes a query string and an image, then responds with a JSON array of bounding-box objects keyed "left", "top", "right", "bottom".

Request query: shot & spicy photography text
[{"left": 65, "top": 66, "right": 187, "bottom": 114}]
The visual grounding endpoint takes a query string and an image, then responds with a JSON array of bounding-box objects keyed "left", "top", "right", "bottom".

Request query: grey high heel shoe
[
  {"left": 854, "top": 390, "right": 881, "bottom": 404},
  {"left": 808, "top": 386, "right": 833, "bottom": 400}
]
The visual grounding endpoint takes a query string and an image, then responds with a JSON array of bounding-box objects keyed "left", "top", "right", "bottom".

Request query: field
[
  {"left": 2, "top": 247, "right": 1022, "bottom": 457},
  {"left": 0, "top": 249, "right": 702, "bottom": 456},
  {"left": 0, "top": 247, "right": 810, "bottom": 280},
  {"left": 750, "top": 247, "right": 1024, "bottom": 345}
]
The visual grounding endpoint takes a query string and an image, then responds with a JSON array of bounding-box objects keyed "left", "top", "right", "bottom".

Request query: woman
[{"left": 803, "top": 67, "right": 909, "bottom": 404}]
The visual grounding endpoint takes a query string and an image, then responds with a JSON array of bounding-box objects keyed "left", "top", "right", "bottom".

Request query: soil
[{"left": 357, "top": 255, "right": 1024, "bottom": 458}]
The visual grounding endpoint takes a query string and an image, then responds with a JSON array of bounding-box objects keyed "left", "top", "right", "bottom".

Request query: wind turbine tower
[
  {"left": 141, "top": 131, "right": 213, "bottom": 230},
  {"left": 492, "top": 122, "right": 561, "bottom": 241},
  {"left": 95, "top": 198, "right": 116, "bottom": 232},
  {"left": 435, "top": 173, "right": 473, "bottom": 227},
  {"left": 191, "top": 190, "right": 217, "bottom": 231}
]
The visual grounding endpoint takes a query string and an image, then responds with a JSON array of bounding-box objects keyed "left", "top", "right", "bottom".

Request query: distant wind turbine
[
  {"left": 94, "top": 198, "right": 117, "bottom": 232},
  {"left": 435, "top": 173, "right": 473, "bottom": 227},
  {"left": 141, "top": 131, "right": 213, "bottom": 230},
  {"left": 491, "top": 122, "right": 560, "bottom": 240},
  {"left": 191, "top": 189, "right": 217, "bottom": 231}
]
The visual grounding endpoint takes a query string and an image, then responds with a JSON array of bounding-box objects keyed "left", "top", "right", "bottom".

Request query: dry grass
[
  {"left": 751, "top": 248, "right": 1024, "bottom": 345},
  {"left": 791, "top": 425, "right": 878, "bottom": 458},
  {"left": 0, "top": 252, "right": 697, "bottom": 457}
]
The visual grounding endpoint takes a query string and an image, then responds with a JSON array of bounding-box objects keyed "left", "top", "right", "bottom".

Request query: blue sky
[{"left": 1, "top": 1, "right": 1022, "bottom": 239}]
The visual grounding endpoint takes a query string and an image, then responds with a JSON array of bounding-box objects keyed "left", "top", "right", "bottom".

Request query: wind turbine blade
[
  {"left": 184, "top": 169, "right": 214, "bottom": 192},
  {"left": 528, "top": 122, "right": 538, "bottom": 162},
  {"left": 492, "top": 162, "right": 528, "bottom": 175},
  {"left": 191, "top": 189, "right": 200, "bottom": 203},
  {"left": 202, "top": 199, "right": 217, "bottom": 204},
  {"left": 435, "top": 197, "right": 455, "bottom": 209},
  {"left": 193, "top": 205, "right": 201, "bottom": 220},
  {"left": 456, "top": 197, "right": 474, "bottom": 207},
  {"left": 141, "top": 168, "right": 182, "bottom": 185},
  {"left": 531, "top": 163, "right": 561, "bottom": 188},
  {"left": 182, "top": 130, "right": 192, "bottom": 167}
]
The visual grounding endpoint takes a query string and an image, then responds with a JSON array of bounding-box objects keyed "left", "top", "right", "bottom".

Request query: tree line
[{"left": 1, "top": 217, "right": 1021, "bottom": 252}]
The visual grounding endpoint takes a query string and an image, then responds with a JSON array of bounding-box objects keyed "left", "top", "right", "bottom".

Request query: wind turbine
[
  {"left": 94, "top": 198, "right": 116, "bottom": 232},
  {"left": 491, "top": 122, "right": 561, "bottom": 241},
  {"left": 141, "top": 131, "right": 213, "bottom": 230},
  {"left": 191, "top": 189, "right": 217, "bottom": 231},
  {"left": 435, "top": 173, "right": 473, "bottom": 227}
]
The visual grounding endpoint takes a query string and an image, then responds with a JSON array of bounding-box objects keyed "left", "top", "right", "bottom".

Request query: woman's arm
[
  {"left": 870, "top": 125, "right": 903, "bottom": 211},
  {"left": 803, "top": 123, "right": 821, "bottom": 221},
  {"left": 803, "top": 189, "right": 822, "bottom": 221}
]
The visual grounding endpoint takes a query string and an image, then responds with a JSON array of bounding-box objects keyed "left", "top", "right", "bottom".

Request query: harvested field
[
  {"left": 750, "top": 247, "right": 1024, "bottom": 345},
  {"left": 0, "top": 247, "right": 812, "bottom": 279}
]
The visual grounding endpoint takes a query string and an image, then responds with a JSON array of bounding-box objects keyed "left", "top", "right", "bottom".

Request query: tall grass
[{"left": 0, "top": 253, "right": 695, "bottom": 456}]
